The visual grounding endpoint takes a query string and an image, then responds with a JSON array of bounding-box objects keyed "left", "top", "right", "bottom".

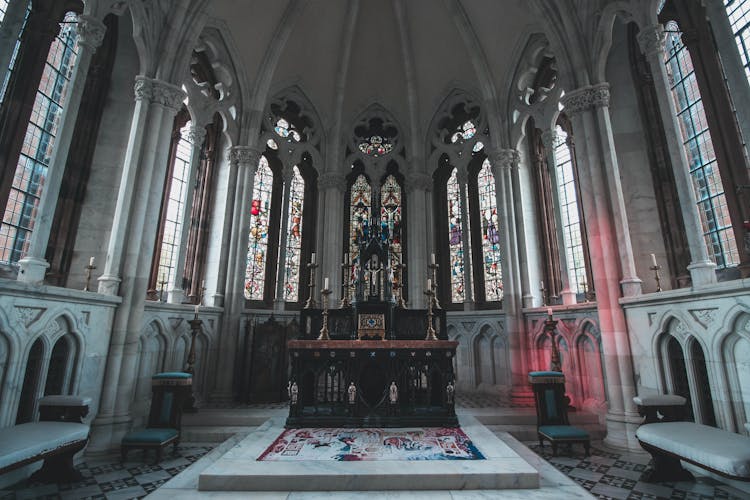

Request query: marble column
[
  {"left": 89, "top": 77, "right": 186, "bottom": 452},
  {"left": 18, "top": 14, "right": 107, "bottom": 282},
  {"left": 167, "top": 125, "right": 207, "bottom": 304},
  {"left": 637, "top": 25, "right": 717, "bottom": 287},
  {"left": 317, "top": 172, "right": 346, "bottom": 304},
  {"left": 561, "top": 84, "right": 641, "bottom": 450},
  {"left": 405, "top": 172, "right": 431, "bottom": 309},
  {"left": 540, "top": 129, "right": 576, "bottom": 305},
  {"left": 456, "top": 168, "right": 474, "bottom": 308},
  {"left": 274, "top": 165, "right": 294, "bottom": 309},
  {"left": 489, "top": 148, "right": 533, "bottom": 406},
  {"left": 211, "top": 146, "right": 261, "bottom": 403}
]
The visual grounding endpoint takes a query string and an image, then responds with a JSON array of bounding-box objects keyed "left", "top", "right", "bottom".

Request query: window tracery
[
  {"left": 283, "top": 166, "right": 305, "bottom": 301},
  {"left": 245, "top": 156, "right": 274, "bottom": 300},
  {"left": 477, "top": 159, "right": 502, "bottom": 301},
  {"left": 348, "top": 173, "right": 372, "bottom": 300},
  {"left": 446, "top": 167, "right": 466, "bottom": 303}
]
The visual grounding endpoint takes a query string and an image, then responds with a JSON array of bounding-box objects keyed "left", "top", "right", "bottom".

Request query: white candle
[
  {"left": 650, "top": 253, "right": 657, "bottom": 267},
  {"left": 201, "top": 279, "right": 206, "bottom": 288},
  {"left": 540, "top": 280, "right": 544, "bottom": 290},
  {"left": 89, "top": 256, "right": 95, "bottom": 267},
  {"left": 311, "top": 252, "right": 316, "bottom": 264},
  {"left": 431, "top": 253, "right": 436, "bottom": 265},
  {"left": 344, "top": 253, "right": 349, "bottom": 264},
  {"left": 324, "top": 277, "right": 329, "bottom": 290},
  {"left": 194, "top": 304, "right": 200, "bottom": 316},
  {"left": 427, "top": 278, "right": 432, "bottom": 290},
  {"left": 547, "top": 307, "right": 553, "bottom": 319}
]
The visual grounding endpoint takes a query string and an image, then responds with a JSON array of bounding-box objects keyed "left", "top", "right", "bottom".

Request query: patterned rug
[{"left": 257, "top": 427, "right": 485, "bottom": 461}]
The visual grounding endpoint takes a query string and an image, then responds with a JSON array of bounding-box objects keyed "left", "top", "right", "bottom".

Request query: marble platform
[{"left": 198, "top": 415, "right": 540, "bottom": 491}]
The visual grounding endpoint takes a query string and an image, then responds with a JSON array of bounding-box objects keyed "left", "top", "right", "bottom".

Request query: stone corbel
[
  {"left": 560, "top": 83, "right": 610, "bottom": 116},
  {"left": 75, "top": 14, "right": 106, "bottom": 51}
]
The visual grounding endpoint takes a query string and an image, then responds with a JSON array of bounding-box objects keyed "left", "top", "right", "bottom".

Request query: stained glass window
[
  {"left": 664, "top": 21, "right": 739, "bottom": 268},
  {"left": 349, "top": 174, "right": 371, "bottom": 300},
  {"left": 283, "top": 166, "right": 305, "bottom": 301},
  {"left": 553, "top": 126, "right": 587, "bottom": 293},
  {"left": 477, "top": 159, "right": 502, "bottom": 301},
  {"left": 726, "top": 0, "right": 750, "bottom": 81},
  {"left": 245, "top": 156, "right": 274, "bottom": 300},
  {"left": 156, "top": 122, "right": 193, "bottom": 289},
  {"left": 447, "top": 168, "right": 465, "bottom": 302},
  {"left": 359, "top": 135, "right": 393, "bottom": 157},
  {"left": 273, "top": 118, "right": 301, "bottom": 142},
  {"left": 451, "top": 120, "right": 476, "bottom": 144},
  {"left": 380, "top": 175, "right": 403, "bottom": 287},
  {"left": 0, "top": 11, "right": 78, "bottom": 264}
]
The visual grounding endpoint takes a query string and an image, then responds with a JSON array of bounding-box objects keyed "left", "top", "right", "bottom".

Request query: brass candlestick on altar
[
  {"left": 83, "top": 262, "right": 97, "bottom": 292},
  {"left": 424, "top": 288, "right": 438, "bottom": 341},
  {"left": 340, "top": 260, "right": 352, "bottom": 308},
  {"left": 304, "top": 261, "right": 319, "bottom": 309},
  {"left": 650, "top": 265, "right": 663, "bottom": 292},
  {"left": 428, "top": 262, "right": 441, "bottom": 309},
  {"left": 185, "top": 315, "right": 202, "bottom": 412},
  {"left": 159, "top": 280, "right": 168, "bottom": 302},
  {"left": 540, "top": 281, "right": 547, "bottom": 306},
  {"left": 395, "top": 262, "right": 406, "bottom": 308},
  {"left": 318, "top": 286, "right": 332, "bottom": 340}
]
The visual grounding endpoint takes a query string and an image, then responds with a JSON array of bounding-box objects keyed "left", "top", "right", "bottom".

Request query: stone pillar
[
  {"left": 637, "top": 25, "right": 717, "bottom": 287},
  {"left": 456, "top": 168, "right": 474, "bottom": 308},
  {"left": 540, "top": 129, "right": 576, "bottom": 305},
  {"left": 405, "top": 172, "right": 431, "bottom": 309},
  {"left": 167, "top": 125, "right": 207, "bottom": 304},
  {"left": 18, "top": 14, "right": 107, "bottom": 282},
  {"left": 561, "top": 84, "right": 641, "bottom": 450},
  {"left": 274, "top": 165, "right": 294, "bottom": 309},
  {"left": 88, "top": 77, "right": 186, "bottom": 452},
  {"left": 489, "top": 149, "right": 533, "bottom": 405},
  {"left": 317, "top": 172, "right": 346, "bottom": 304},
  {"left": 211, "top": 146, "right": 261, "bottom": 403}
]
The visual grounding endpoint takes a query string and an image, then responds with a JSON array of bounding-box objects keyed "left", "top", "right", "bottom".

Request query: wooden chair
[
  {"left": 529, "top": 371, "right": 590, "bottom": 457},
  {"left": 121, "top": 372, "right": 192, "bottom": 464}
]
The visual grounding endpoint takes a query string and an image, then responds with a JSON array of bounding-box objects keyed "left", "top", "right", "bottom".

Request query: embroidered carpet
[{"left": 257, "top": 427, "right": 485, "bottom": 461}]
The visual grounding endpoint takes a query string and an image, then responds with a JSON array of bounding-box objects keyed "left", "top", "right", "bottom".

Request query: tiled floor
[{"left": 526, "top": 441, "right": 749, "bottom": 499}]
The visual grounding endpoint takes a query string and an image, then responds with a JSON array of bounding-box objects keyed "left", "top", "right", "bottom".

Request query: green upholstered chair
[
  {"left": 121, "top": 372, "right": 192, "bottom": 463},
  {"left": 529, "top": 371, "right": 590, "bottom": 457}
]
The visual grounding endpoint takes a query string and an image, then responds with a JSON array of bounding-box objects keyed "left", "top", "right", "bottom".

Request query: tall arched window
[
  {"left": 245, "top": 156, "right": 274, "bottom": 300},
  {"left": 380, "top": 174, "right": 403, "bottom": 268},
  {"left": 664, "top": 20, "right": 739, "bottom": 269},
  {"left": 477, "top": 159, "right": 502, "bottom": 301},
  {"left": 725, "top": 0, "right": 750, "bottom": 81},
  {"left": 0, "top": 11, "right": 78, "bottom": 264},
  {"left": 446, "top": 167, "right": 466, "bottom": 303},
  {"left": 155, "top": 121, "right": 193, "bottom": 290},
  {"left": 348, "top": 172, "right": 372, "bottom": 300},
  {"left": 282, "top": 165, "right": 305, "bottom": 301},
  {"left": 553, "top": 124, "right": 588, "bottom": 293}
]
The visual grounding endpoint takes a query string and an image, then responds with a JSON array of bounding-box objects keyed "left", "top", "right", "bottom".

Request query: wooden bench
[
  {"left": 634, "top": 395, "right": 750, "bottom": 482},
  {"left": 0, "top": 396, "right": 91, "bottom": 483}
]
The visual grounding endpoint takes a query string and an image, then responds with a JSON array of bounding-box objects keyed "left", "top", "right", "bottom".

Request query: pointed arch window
[
  {"left": 477, "top": 159, "right": 502, "bottom": 301},
  {"left": 348, "top": 173, "right": 372, "bottom": 300},
  {"left": 446, "top": 168, "right": 466, "bottom": 303},
  {"left": 725, "top": 0, "right": 750, "bottom": 81},
  {"left": 380, "top": 174, "right": 403, "bottom": 267},
  {"left": 245, "top": 156, "right": 274, "bottom": 300},
  {"left": 664, "top": 20, "right": 739, "bottom": 269},
  {"left": 282, "top": 166, "right": 305, "bottom": 301},
  {"left": 0, "top": 11, "right": 78, "bottom": 264},
  {"left": 553, "top": 125, "right": 588, "bottom": 293}
]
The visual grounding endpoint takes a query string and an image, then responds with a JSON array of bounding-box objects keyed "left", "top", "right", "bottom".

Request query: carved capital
[
  {"left": 540, "top": 129, "right": 558, "bottom": 150},
  {"left": 133, "top": 75, "right": 153, "bottom": 102},
  {"left": 489, "top": 148, "right": 520, "bottom": 172},
  {"left": 560, "top": 83, "right": 610, "bottom": 115},
  {"left": 151, "top": 79, "right": 186, "bottom": 111},
  {"left": 637, "top": 24, "right": 666, "bottom": 59},
  {"left": 228, "top": 146, "right": 262, "bottom": 168},
  {"left": 76, "top": 14, "right": 106, "bottom": 50},
  {"left": 404, "top": 172, "right": 432, "bottom": 192},
  {"left": 317, "top": 172, "right": 346, "bottom": 192},
  {"left": 187, "top": 125, "right": 207, "bottom": 145}
]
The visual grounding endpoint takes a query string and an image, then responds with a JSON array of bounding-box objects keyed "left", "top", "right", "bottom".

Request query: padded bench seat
[{"left": 636, "top": 421, "right": 750, "bottom": 481}]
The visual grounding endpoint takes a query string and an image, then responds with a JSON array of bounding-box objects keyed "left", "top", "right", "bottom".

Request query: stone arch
[
  {"left": 719, "top": 312, "right": 750, "bottom": 433},
  {"left": 473, "top": 328, "right": 493, "bottom": 389},
  {"left": 132, "top": 320, "right": 169, "bottom": 423},
  {"left": 574, "top": 323, "right": 606, "bottom": 412},
  {"left": 172, "top": 334, "right": 190, "bottom": 372},
  {"left": 15, "top": 338, "right": 45, "bottom": 424},
  {"left": 685, "top": 335, "right": 717, "bottom": 426},
  {"left": 656, "top": 321, "right": 694, "bottom": 420},
  {"left": 0, "top": 330, "right": 11, "bottom": 424}
]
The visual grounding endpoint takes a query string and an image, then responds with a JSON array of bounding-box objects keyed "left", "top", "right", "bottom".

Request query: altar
[{"left": 285, "top": 211, "right": 457, "bottom": 428}]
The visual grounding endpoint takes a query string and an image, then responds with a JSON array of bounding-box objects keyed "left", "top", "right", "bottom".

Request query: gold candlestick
[
  {"left": 424, "top": 288, "right": 437, "bottom": 341},
  {"left": 540, "top": 282, "right": 547, "bottom": 306},
  {"left": 544, "top": 311, "right": 561, "bottom": 372},
  {"left": 340, "top": 261, "right": 352, "bottom": 308},
  {"left": 428, "top": 262, "right": 441, "bottom": 309},
  {"left": 318, "top": 287, "right": 332, "bottom": 340},
  {"left": 83, "top": 264, "right": 97, "bottom": 292},
  {"left": 159, "top": 280, "right": 168, "bottom": 302},
  {"left": 650, "top": 265, "right": 663, "bottom": 292},
  {"left": 304, "top": 262, "right": 319, "bottom": 309},
  {"left": 395, "top": 262, "right": 406, "bottom": 308}
]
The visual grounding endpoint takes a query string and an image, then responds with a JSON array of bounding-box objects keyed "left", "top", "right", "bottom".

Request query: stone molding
[
  {"left": 489, "top": 148, "right": 520, "bottom": 171},
  {"left": 187, "top": 125, "right": 207, "bottom": 145},
  {"left": 76, "top": 14, "right": 106, "bottom": 50},
  {"left": 228, "top": 146, "right": 262, "bottom": 167},
  {"left": 540, "top": 129, "right": 558, "bottom": 150},
  {"left": 317, "top": 172, "right": 346, "bottom": 192},
  {"left": 133, "top": 75, "right": 186, "bottom": 111},
  {"left": 636, "top": 24, "right": 666, "bottom": 59},
  {"left": 560, "top": 83, "right": 610, "bottom": 115}
]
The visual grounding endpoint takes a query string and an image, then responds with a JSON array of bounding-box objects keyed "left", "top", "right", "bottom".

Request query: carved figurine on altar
[
  {"left": 389, "top": 382, "right": 398, "bottom": 404},
  {"left": 348, "top": 382, "right": 357, "bottom": 404},
  {"left": 289, "top": 381, "right": 298, "bottom": 405},
  {"left": 446, "top": 381, "right": 455, "bottom": 405}
]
